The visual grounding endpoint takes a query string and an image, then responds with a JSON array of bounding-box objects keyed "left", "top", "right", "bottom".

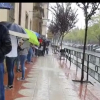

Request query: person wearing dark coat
[
  {"left": 42, "top": 40, "right": 46, "bottom": 56},
  {"left": 0, "top": 24, "right": 12, "bottom": 100}
]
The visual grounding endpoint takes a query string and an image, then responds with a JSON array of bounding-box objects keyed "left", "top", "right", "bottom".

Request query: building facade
[
  {"left": 14, "top": 3, "right": 33, "bottom": 29},
  {"left": 0, "top": 3, "right": 48, "bottom": 36},
  {"left": 0, "top": 3, "right": 33, "bottom": 30},
  {"left": 0, "top": 9, "right": 8, "bottom": 21},
  {"left": 32, "top": 3, "right": 44, "bottom": 34},
  {"left": 41, "top": 3, "right": 49, "bottom": 37}
]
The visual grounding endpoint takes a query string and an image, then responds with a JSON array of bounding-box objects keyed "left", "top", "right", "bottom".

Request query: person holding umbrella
[
  {"left": 17, "top": 38, "right": 30, "bottom": 81},
  {"left": 42, "top": 39, "right": 46, "bottom": 56},
  {"left": 16, "top": 40, "right": 21, "bottom": 72},
  {"left": 27, "top": 44, "right": 33, "bottom": 64},
  {"left": 0, "top": 24, "right": 12, "bottom": 100},
  {"left": 45, "top": 41, "right": 50, "bottom": 54},
  {"left": 0, "top": 21, "right": 29, "bottom": 89},
  {"left": 5, "top": 35, "right": 18, "bottom": 89}
]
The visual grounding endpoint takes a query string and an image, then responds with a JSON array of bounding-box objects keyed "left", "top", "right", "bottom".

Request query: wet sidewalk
[
  {"left": 5, "top": 50, "right": 80, "bottom": 100},
  {"left": 5, "top": 48, "right": 100, "bottom": 100}
]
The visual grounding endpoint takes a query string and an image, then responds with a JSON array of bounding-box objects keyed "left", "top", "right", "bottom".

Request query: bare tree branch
[{"left": 48, "top": 3, "right": 78, "bottom": 48}]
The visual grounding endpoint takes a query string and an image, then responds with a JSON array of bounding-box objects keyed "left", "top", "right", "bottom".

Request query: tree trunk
[
  {"left": 57, "top": 35, "right": 62, "bottom": 45},
  {"left": 60, "top": 35, "right": 64, "bottom": 49},
  {"left": 81, "top": 17, "right": 88, "bottom": 82}
]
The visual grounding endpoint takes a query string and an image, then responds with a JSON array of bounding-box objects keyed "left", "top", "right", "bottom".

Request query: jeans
[
  {"left": 32, "top": 48, "right": 34, "bottom": 57},
  {"left": 27, "top": 47, "right": 33, "bottom": 62},
  {"left": 20, "top": 55, "right": 26, "bottom": 78},
  {"left": 16, "top": 55, "right": 20, "bottom": 70},
  {"left": 46, "top": 48, "right": 49, "bottom": 54},
  {"left": 0, "top": 63, "right": 5, "bottom": 100},
  {"left": 42, "top": 48, "right": 46, "bottom": 56},
  {"left": 35, "top": 49, "right": 38, "bottom": 56},
  {"left": 6, "top": 57, "right": 16, "bottom": 86}
]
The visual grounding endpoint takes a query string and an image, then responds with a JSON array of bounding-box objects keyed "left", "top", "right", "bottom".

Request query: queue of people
[
  {"left": 0, "top": 23, "right": 12, "bottom": 100},
  {"left": 35, "top": 38, "right": 50, "bottom": 56},
  {"left": 0, "top": 23, "right": 50, "bottom": 100}
]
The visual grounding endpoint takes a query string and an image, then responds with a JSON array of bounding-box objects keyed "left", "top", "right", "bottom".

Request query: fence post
[
  {"left": 70, "top": 50, "right": 71, "bottom": 66},
  {"left": 76, "top": 52, "right": 78, "bottom": 74},
  {"left": 87, "top": 54, "right": 89, "bottom": 81}
]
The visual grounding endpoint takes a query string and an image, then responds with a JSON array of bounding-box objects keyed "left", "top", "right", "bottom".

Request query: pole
[
  {"left": 81, "top": 16, "right": 88, "bottom": 82},
  {"left": 19, "top": 3, "right": 22, "bottom": 25}
]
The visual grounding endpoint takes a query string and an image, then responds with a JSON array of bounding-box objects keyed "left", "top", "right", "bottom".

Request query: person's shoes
[
  {"left": 27, "top": 62, "right": 33, "bottom": 64},
  {"left": 17, "top": 77, "right": 25, "bottom": 81},
  {"left": 19, "top": 69, "right": 22, "bottom": 72},
  {"left": 25, "top": 67, "right": 27, "bottom": 70},
  {"left": 26, "top": 61, "right": 30, "bottom": 64},
  {"left": 16, "top": 69, "right": 19, "bottom": 72},
  {"left": 16, "top": 69, "right": 22, "bottom": 72},
  {"left": 5, "top": 85, "right": 13, "bottom": 90}
]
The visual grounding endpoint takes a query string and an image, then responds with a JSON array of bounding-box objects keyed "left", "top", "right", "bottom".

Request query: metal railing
[
  {"left": 65, "top": 48, "right": 100, "bottom": 83},
  {"left": 52, "top": 45, "right": 100, "bottom": 83}
]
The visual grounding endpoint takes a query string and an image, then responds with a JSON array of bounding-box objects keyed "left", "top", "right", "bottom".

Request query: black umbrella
[{"left": 0, "top": 21, "right": 28, "bottom": 38}]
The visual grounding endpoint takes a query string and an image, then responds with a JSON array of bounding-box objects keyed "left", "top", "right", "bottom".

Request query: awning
[{"left": 0, "top": 3, "right": 13, "bottom": 9}]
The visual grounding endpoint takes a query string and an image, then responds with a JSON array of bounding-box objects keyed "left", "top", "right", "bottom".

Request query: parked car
[
  {"left": 93, "top": 46, "right": 100, "bottom": 51},
  {"left": 73, "top": 44, "right": 77, "bottom": 48},
  {"left": 95, "top": 47, "right": 100, "bottom": 53},
  {"left": 92, "top": 44, "right": 99, "bottom": 51},
  {"left": 87, "top": 44, "right": 93, "bottom": 51},
  {"left": 78, "top": 45, "right": 84, "bottom": 49}
]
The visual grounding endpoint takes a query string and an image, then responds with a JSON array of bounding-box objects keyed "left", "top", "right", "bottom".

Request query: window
[
  {"left": 30, "top": 20, "right": 32, "bottom": 30},
  {"left": 25, "top": 13, "right": 28, "bottom": 29},
  {"left": 39, "top": 22, "right": 42, "bottom": 34},
  {"left": 8, "top": 3, "right": 15, "bottom": 22}
]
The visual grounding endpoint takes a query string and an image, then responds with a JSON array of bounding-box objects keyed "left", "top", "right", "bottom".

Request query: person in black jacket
[
  {"left": 42, "top": 39, "right": 46, "bottom": 56},
  {"left": 0, "top": 24, "right": 12, "bottom": 100}
]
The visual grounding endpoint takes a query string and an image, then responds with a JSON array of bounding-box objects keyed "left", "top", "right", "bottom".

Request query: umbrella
[
  {"left": 24, "top": 28, "right": 39, "bottom": 46},
  {"left": 0, "top": 21, "right": 29, "bottom": 38},
  {"left": 35, "top": 32, "right": 40, "bottom": 38},
  {"left": 32, "top": 31, "right": 40, "bottom": 38},
  {"left": 0, "top": 3, "right": 13, "bottom": 9}
]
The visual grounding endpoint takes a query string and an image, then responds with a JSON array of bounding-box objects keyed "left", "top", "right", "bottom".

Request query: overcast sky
[{"left": 48, "top": 3, "right": 85, "bottom": 29}]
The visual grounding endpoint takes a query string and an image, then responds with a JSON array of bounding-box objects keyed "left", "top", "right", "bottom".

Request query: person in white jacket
[{"left": 5, "top": 35, "right": 18, "bottom": 89}]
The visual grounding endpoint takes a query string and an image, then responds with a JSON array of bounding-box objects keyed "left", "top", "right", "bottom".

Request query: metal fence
[
  {"left": 63, "top": 48, "right": 100, "bottom": 83},
  {"left": 51, "top": 44, "right": 100, "bottom": 83}
]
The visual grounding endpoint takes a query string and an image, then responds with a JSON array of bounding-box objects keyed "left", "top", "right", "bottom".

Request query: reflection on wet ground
[{"left": 5, "top": 49, "right": 100, "bottom": 100}]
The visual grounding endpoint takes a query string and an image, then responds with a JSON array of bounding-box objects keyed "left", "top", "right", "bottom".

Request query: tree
[
  {"left": 89, "top": 15, "right": 100, "bottom": 44},
  {"left": 48, "top": 22, "right": 59, "bottom": 44},
  {"left": 89, "top": 23, "right": 100, "bottom": 44},
  {"left": 49, "top": 3, "right": 78, "bottom": 49},
  {"left": 86, "top": 26, "right": 97, "bottom": 44},
  {"left": 77, "top": 3, "right": 100, "bottom": 82},
  {"left": 64, "top": 28, "right": 84, "bottom": 44}
]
